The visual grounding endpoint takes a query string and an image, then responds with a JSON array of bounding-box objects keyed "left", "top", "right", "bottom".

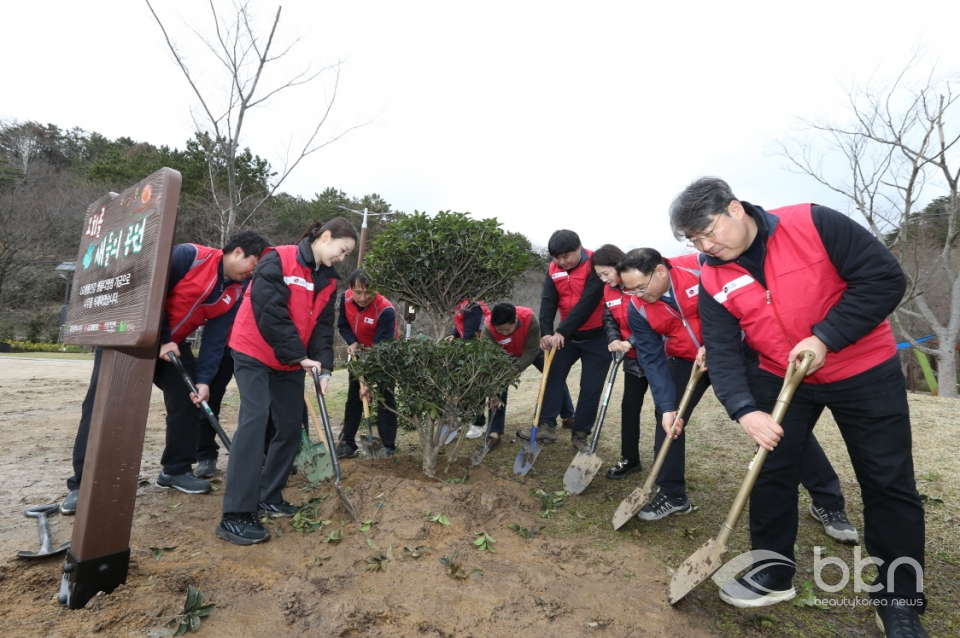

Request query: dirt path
[{"left": 0, "top": 356, "right": 711, "bottom": 637}]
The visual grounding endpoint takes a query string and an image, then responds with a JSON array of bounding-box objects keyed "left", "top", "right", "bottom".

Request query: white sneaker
[{"left": 466, "top": 425, "right": 485, "bottom": 439}]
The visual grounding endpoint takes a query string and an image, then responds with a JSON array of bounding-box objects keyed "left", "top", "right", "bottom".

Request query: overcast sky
[{"left": 4, "top": 1, "right": 960, "bottom": 254}]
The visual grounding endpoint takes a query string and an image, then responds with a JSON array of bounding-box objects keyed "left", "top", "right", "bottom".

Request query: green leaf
[
  {"left": 189, "top": 615, "right": 200, "bottom": 632},
  {"left": 185, "top": 585, "right": 198, "bottom": 611}
]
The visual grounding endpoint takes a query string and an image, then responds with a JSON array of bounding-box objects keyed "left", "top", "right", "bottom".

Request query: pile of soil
[{"left": 0, "top": 357, "right": 710, "bottom": 637}]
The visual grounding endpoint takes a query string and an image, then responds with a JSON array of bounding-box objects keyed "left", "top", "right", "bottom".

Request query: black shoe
[
  {"left": 258, "top": 500, "right": 300, "bottom": 518},
  {"left": 193, "top": 457, "right": 217, "bottom": 479},
  {"left": 606, "top": 458, "right": 642, "bottom": 480},
  {"left": 809, "top": 503, "right": 859, "bottom": 544},
  {"left": 60, "top": 489, "right": 79, "bottom": 515},
  {"left": 718, "top": 566, "right": 795, "bottom": 608},
  {"left": 637, "top": 489, "right": 692, "bottom": 521},
  {"left": 335, "top": 441, "right": 358, "bottom": 458},
  {"left": 156, "top": 471, "right": 212, "bottom": 494},
  {"left": 216, "top": 512, "right": 270, "bottom": 545},
  {"left": 875, "top": 599, "right": 928, "bottom": 638},
  {"left": 384, "top": 448, "right": 395, "bottom": 458},
  {"left": 571, "top": 431, "right": 590, "bottom": 453}
]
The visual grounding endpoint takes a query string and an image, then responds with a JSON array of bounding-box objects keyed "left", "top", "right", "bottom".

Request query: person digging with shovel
[
  {"left": 217, "top": 218, "right": 357, "bottom": 546},
  {"left": 60, "top": 231, "right": 270, "bottom": 515},
  {"left": 671, "top": 178, "right": 927, "bottom": 637},
  {"left": 336, "top": 269, "right": 399, "bottom": 458}
]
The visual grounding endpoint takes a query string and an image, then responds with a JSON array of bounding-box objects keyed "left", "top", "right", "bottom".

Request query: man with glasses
[{"left": 669, "top": 177, "right": 926, "bottom": 637}]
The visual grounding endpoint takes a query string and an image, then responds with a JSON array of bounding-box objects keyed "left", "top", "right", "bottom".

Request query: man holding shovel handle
[{"left": 671, "top": 178, "right": 927, "bottom": 637}]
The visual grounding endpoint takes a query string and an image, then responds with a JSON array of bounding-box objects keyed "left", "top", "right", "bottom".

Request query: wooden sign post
[{"left": 58, "top": 168, "right": 180, "bottom": 609}]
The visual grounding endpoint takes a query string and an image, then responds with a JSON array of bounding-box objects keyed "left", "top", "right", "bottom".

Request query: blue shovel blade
[{"left": 513, "top": 428, "right": 543, "bottom": 476}]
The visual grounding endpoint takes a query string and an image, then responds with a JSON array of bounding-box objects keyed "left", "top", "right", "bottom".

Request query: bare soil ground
[{"left": 0, "top": 354, "right": 957, "bottom": 637}]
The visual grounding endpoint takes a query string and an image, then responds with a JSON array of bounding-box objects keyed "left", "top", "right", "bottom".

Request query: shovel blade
[
  {"left": 513, "top": 440, "right": 542, "bottom": 476},
  {"left": 612, "top": 481, "right": 658, "bottom": 530},
  {"left": 335, "top": 480, "right": 358, "bottom": 521},
  {"left": 296, "top": 429, "right": 334, "bottom": 483},
  {"left": 563, "top": 452, "right": 603, "bottom": 495},
  {"left": 360, "top": 436, "right": 389, "bottom": 459},
  {"left": 471, "top": 442, "right": 491, "bottom": 466},
  {"left": 438, "top": 424, "right": 460, "bottom": 445},
  {"left": 668, "top": 537, "right": 725, "bottom": 605}
]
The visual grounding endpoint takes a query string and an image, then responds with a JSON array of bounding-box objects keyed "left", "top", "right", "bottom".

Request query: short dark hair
[
  {"left": 591, "top": 244, "right": 625, "bottom": 268},
  {"left": 299, "top": 217, "right": 359, "bottom": 243},
  {"left": 223, "top": 230, "right": 271, "bottom": 257},
  {"left": 617, "top": 247, "right": 665, "bottom": 276},
  {"left": 668, "top": 177, "right": 738, "bottom": 241},
  {"left": 348, "top": 269, "right": 371, "bottom": 289},
  {"left": 490, "top": 302, "right": 517, "bottom": 327},
  {"left": 547, "top": 229, "right": 581, "bottom": 257}
]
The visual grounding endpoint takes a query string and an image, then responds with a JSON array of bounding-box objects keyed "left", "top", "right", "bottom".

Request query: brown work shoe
[{"left": 561, "top": 417, "right": 575, "bottom": 429}]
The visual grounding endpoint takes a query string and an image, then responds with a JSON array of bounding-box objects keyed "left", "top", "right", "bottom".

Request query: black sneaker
[
  {"left": 606, "top": 458, "right": 642, "bottom": 480},
  {"left": 718, "top": 566, "right": 796, "bottom": 608},
  {"left": 637, "top": 489, "right": 691, "bottom": 521},
  {"left": 193, "top": 457, "right": 217, "bottom": 479},
  {"left": 384, "top": 448, "right": 395, "bottom": 458},
  {"left": 875, "top": 599, "right": 928, "bottom": 638},
  {"left": 60, "top": 489, "right": 79, "bottom": 515},
  {"left": 516, "top": 425, "right": 557, "bottom": 444},
  {"left": 335, "top": 441, "right": 358, "bottom": 458},
  {"left": 156, "top": 471, "right": 212, "bottom": 494},
  {"left": 216, "top": 512, "right": 270, "bottom": 545},
  {"left": 571, "top": 431, "right": 590, "bottom": 453},
  {"left": 809, "top": 503, "right": 859, "bottom": 544},
  {"left": 258, "top": 500, "right": 300, "bottom": 518}
]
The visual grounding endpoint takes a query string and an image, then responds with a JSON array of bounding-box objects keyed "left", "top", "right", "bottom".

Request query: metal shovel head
[
  {"left": 513, "top": 437, "right": 542, "bottom": 476},
  {"left": 295, "top": 428, "right": 334, "bottom": 483},
  {"left": 360, "top": 435, "right": 388, "bottom": 459},
  {"left": 563, "top": 451, "right": 603, "bottom": 495},
  {"left": 18, "top": 541, "right": 71, "bottom": 559},
  {"left": 612, "top": 483, "right": 655, "bottom": 530},
  {"left": 470, "top": 442, "right": 491, "bottom": 466},
  {"left": 439, "top": 423, "right": 460, "bottom": 445},
  {"left": 334, "top": 479, "right": 358, "bottom": 521},
  {"left": 669, "top": 537, "right": 725, "bottom": 605}
]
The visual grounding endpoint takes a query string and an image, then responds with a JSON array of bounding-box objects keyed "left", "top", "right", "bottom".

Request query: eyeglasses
[
  {"left": 686, "top": 215, "right": 722, "bottom": 248},
  {"left": 622, "top": 276, "right": 652, "bottom": 296}
]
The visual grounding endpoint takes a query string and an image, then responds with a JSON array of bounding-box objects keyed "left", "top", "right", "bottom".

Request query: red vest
[
  {"left": 164, "top": 244, "right": 243, "bottom": 344},
  {"left": 602, "top": 285, "right": 637, "bottom": 360},
  {"left": 486, "top": 305, "right": 534, "bottom": 357},
  {"left": 630, "top": 253, "right": 703, "bottom": 362},
  {"left": 452, "top": 299, "right": 491, "bottom": 338},
  {"left": 699, "top": 204, "right": 896, "bottom": 383},
  {"left": 343, "top": 290, "right": 399, "bottom": 347},
  {"left": 548, "top": 248, "right": 604, "bottom": 331},
  {"left": 229, "top": 245, "right": 338, "bottom": 371}
]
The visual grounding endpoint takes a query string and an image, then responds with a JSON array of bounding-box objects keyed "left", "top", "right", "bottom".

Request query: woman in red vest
[
  {"left": 590, "top": 245, "right": 649, "bottom": 480},
  {"left": 217, "top": 218, "right": 357, "bottom": 546}
]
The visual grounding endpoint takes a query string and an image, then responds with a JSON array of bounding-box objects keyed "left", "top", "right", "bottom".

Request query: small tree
[
  {"left": 350, "top": 338, "right": 519, "bottom": 475},
  {"left": 363, "top": 211, "right": 534, "bottom": 337}
]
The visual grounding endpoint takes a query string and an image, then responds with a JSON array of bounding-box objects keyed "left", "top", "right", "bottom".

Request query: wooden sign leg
[{"left": 59, "top": 346, "right": 156, "bottom": 609}]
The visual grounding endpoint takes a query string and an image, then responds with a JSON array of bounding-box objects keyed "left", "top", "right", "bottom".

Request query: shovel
[
  {"left": 168, "top": 352, "right": 231, "bottom": 452},
  {"left": 310, "top": 368, "right": 358, "bottom": 521},
  {"left": 668, "top": 351, "right": 814, "bottom": 605},
  {"left": 613, "top": 360, "right": 706, "bottom": 530},
  {"left": 470, "top": 403, "right": 497, "bottom": 466},
  {"left": 359, "top": 388, "right": 389, "bottom": 459},
  {"left": 297, "top": 390, "right": 335, "bottom": 483},
  {"left": 513, "top": 346, "right": 557, "bottom": 476},
  {"left": 563, "top": 352, "right": 623, "bottom": 494},
  {"left": 438, "top": 423, "right": 460, "bottom": 445},
  {"left": 17, "top": 504, "right": 70, "bottom": 558}
]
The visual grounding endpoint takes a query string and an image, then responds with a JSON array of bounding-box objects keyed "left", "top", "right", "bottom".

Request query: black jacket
[
  {"left": 699, "top": 202, "right": 906, "bottom": 420},
  {"left": 250, "top": 238, "right": 341, "bottom": 374},
  {"left": 602, "top": 304, "right": 644, "bottom": 379}
]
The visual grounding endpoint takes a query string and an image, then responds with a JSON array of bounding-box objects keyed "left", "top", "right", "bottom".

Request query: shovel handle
[
  {"left": 587, "top": 352, "right": 624, "bottom": 454},
  {"left": 714, "top": 351, "right": 814, "bottom": 549},
  {"left": 169, "top": 352, "right": 231, "bottom": 452},
  {"left": 531, "top": 346, "right": 557, "bottom": 430},
  {"left": 304, "top": 389, "right": 329, "bottom": 450},
  {"left": 311, "top": 368, "right": 344, "bottom": 483}
]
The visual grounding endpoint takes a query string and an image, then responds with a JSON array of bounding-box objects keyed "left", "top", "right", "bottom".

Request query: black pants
[
  {"left": 491, "top": 350, "right": 575, "bottom": 434},
  {"left": 68, "top": 344, "right": 200, "bottom": 488},
  {"left": 541, "top": 335, "right": 611, "bottom": 434},
  {"left": 619, "top": 371, "right": 649, "bottom": 461},
  {"left": 748, "top": 357, "right": 925, "bottom": 609},
  {"left": 222, "top": 351, "right": 305, "bottom": 513},
  {"left": 652, "top": 358, "right": 711, "bottom": 498},
  {"left": 341, "top": 373, "right": 397, "bottom": 449},
  {"left": 195, "top": 350, "right": 236, "bottom": 462}
]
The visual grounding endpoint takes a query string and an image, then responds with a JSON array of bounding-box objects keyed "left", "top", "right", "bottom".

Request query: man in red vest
[
  {"left": 448, "top": 299, "right": 491, "bottom": 340},
  {"left": 336, "top": 269, "right": 399, "bottom": 457},
  {"left": 670, "top": 177, "right": 926, "bottom": 636},
  {"left": 618, "top": 249, "right": 855, "bottom": 536},
  {"left": 518, "top": 230, "right": 609, "bottom": 451},
  {"left": 61, "top": 231, "right": 270, "bottom": 513}
]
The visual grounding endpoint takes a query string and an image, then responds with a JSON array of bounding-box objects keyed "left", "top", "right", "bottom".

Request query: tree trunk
[{"left": 936, "top": 339, "right": 958, "bottom": 398}]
